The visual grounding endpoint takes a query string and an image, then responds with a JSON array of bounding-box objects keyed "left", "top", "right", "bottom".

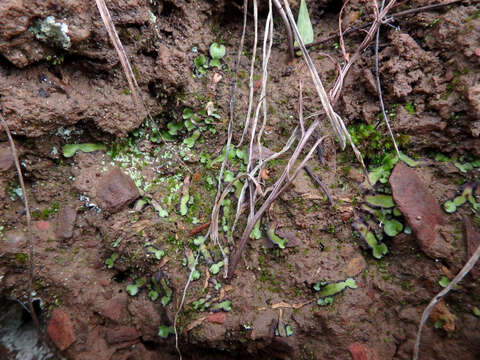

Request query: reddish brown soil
[{"left": 1, "top": 1, "right": 479, "bottom": 359}]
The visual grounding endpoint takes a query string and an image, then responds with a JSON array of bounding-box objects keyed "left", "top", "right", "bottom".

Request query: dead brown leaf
[{"left": 184, "top": 316, "right": 206, "bottom": 332}]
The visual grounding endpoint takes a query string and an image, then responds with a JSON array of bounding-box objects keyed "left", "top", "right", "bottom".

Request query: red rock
[
  {"left": 55, "top": 205, "right": 77, "bottom": 240},
  {"left": 105, "top": 326, "right": 139, "bottom": 344},
  {"left": 389, "top": 163, "right": 453, "bottom": 259},
  {"left": 47, "top": 308, "right": 76, "bottom": 351},
  {"left": 95, "top": 168, "right": 139, "bottom": 213},
  {"left": 35, "top": 221, "right": 50, "bottom": 231},
  {"left": 344, "top": 256, "right": 366, "bottom": 277},
  {"left": 0, "top": 143, "right": 14, "bottom": 172},
  {"left": 348, "top": 343, "right": 378, "bottom": 360},
  {"left": 98, "top": 296, "right": 127, "bottom": 322},
  {"left": 207, "top": 312, "right": 227, "bottom": 324}
]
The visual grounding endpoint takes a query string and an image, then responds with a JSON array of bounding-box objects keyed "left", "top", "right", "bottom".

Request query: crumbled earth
[{"left": 1, "top": 1, "right": 480, "bottom": 360}]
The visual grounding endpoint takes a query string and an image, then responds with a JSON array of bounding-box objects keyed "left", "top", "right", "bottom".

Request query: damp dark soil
[{"left": 1, "top": 0, "right": 480, "bottom": 359}]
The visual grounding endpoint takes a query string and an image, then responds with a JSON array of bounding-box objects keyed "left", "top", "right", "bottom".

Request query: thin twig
[
  {"left": 237, "top": 0, "right": 259, "bottom": 147},
  {"left": 413, "top": 242, "right": 480, "bottom": 360},
  {"left": 0, "top": 116, "right": 40, "bottom": 333},
  {"left": 304, "top": 166, "right": 333, "bottom": 205},
  {"left": 338, "top": 0, "right": 353, "bottom": 62},
  {"left": 94, "top": 0, "right": 144, "bottom": 115},
  {"left": 272, "top": 0, "right": 295, "bottom": 60},
  {"left": 374, "top": 0, "right": 400, "bottom": 158},
  {"left": 302, "top": 0, "right": 463, "bottom": 48}
]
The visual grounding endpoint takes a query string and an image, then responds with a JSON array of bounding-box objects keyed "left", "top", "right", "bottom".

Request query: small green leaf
[
  {"left": 317, "top": 282, "right": 346, "bottom": 297},
  {"left": 184, "top": 120, "right": 195, "bottom": 131},
  {"left": 210, "top": 300, "right": 231, "bottom": 312},
  {"left": 126, "top": 284, "right": 140, "bottom": 296},
  {"left": 368, "top": 166, "right": 388, "bottom": 186},
  {"left": 267, "top": 226, "right": 289, "bottom": 249},
  {"left": 183, "top": 108, "right": 194, "bottom": 119},
  {"left": 151, "top": 199, "right": 168, "bottom": 218},
  {"left": 435, "top": 153, "right": 450, "bottom": 162},
  {"left": 399, "top": 152, "right": 419, "bottom": 167},
  {"left": 393, "top": 207, "right": 402, "bottom": 217},
  {"left": 146, "top": 246, "right": 164, "bottom": 260},
  {"left": 235, "top": 148, "right": 248, "bottom": 164},
  {"left": 191, "top": 270, "right": 200, "bottom": 281},
  {"left": 158, "top": 325, "right": 174, "bottom": 339},
  {"left": 194, "top": 55, "right": 208, "bottom": 69},
  {"left": 149, "top": 290, "right": 159, "bottom": 301},
  {"left": 473, "top": 307, "right": 480, "bottom": 317},
  {"left": 183, "top": 130, "right": 200, "bottom": 148},
  {"left": 372, "top": 243, "right": 388, "bottom": 259},
  {"left": 209, "top": 42, "right": 226, "bottom": 59},
  {"left": 209, "top": 261, "right": 224, "bottom": 275},
  {"left": 295, "top": 0, "right": 314, "bottom": 46},
  {"left": 443, "top": 201, "right": 457, "bottom": 213},
  {"left": 384, "top": 219, "right": 403, "bottom": 237},
  {"left": 317, "top": 297, "right": 334, "bottom": 306},
  {"left": 365, "top": 194, "right": 395, "bottom": 208},
  {"left": 353, "top": 221, "right": 388, "bottom": 259},
  {"left": 313, "top": 280, "right": 327, "bottom": 291},
  {"left": 167, "top": 121, "right": 184, "bottom": 136},
  {"left": 161, "top": 296, "right": 171, "bottom": 307},
  {"left": 224, "top": 170, "right": 235, "bottom": 183},
  {"left": 63, "top": 143, "right": 106, "bottom": 158},
  {"left": 193, "top": 236, "right": 205, "bottom": 246},
  {"left": 285, "top": 324, "right": 293, "bottom": 337},
  {"left": 433, "top": 320, "right": 444, "bottom": 329},
  {"left": 344, "top": 278, "right": 357, "bottom": 289},
  {"left": 250, "top": 220, "right": 261, "bottom": 239},
  {"left": 404, "top": 103, "right": 415, "bottom": 115},
  {"left": 439, "top": 276, "right": 450, "bottom": 288},
  {"left": 209, "top": 58, "right": 221, "bottom": 69},
  {"left": 453, "top": 195, "right": 467, "bottom": 206},
  {"left": 454, "top": 162, "right": 473, "bottom": 173},
  {"left": 105, "top": 253, "right": 119, "bottom": 269}
]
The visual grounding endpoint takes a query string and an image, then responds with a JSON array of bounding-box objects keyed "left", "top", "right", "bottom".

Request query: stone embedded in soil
[
  {"left": 95, "top": 168, "right": 139, "bottom": 214},
  {"left": 105, "top": 326, "right": 140, "bottom": 344},
  {"left": 207, "top": 312, "right": 227, "bottom": 324},
  {"left": 47, "top": 308, "right": 76, "bottom": 351},
  {"left": 430, "top": 300, "right": 455, "bottom": 332},
  {"left": 1, "top": 230, "right": 27, "bottom": 254},
  {"left": 467, "top": 84, "right": 480, "bottom": 120},
  {"left": 348, "top": 342, "right": 378, "bottom": 360},
  {"left": 344, "top": 256, "right": 366, "bottom": 277},
  {"left": 33, "top": 220, "right": 56, "bottom": 241},
  {"left": 55, "top": 205, "right": 77, "bottom": 240},
  {"left": 96, "top": 295, "right": 127, "bottom": 323},
  {"left": 0, "top": 143, "right": 14, "bottom": 172},
  {"left": 389, "top": 163, "right": 454, "bottom": 259},
  {"left": 395, "top": 107, "right": 447, "bottom": 135},
  {"left": 464, "top": 216, "right": 480, "bottom": 278}
]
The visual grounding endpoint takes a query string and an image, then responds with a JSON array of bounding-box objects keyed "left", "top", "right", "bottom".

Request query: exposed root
[
  {"left": 373, "top": 0, "right": 401, "bottom": 158},
  {"left": 94, "top": 0, "right": 144, "bottom": 115},
  {"left": 413, "top": 242, "right": 480, "bottom": 360},
  {"left": 0, "top": 115, "right": 40, "bottom": 334}
]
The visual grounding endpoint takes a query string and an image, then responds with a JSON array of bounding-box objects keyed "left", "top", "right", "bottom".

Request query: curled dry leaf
[
  {"left": 184, "top": 316, "right": 207, "bottom": 332},
  {"left": 206, "top": 101, "right": 215, "bottom": 116},
  {"left": 260, "top": 168, "right": 269, "bottom": 180},
  {"left": 213, "top": 73, "right": 222, "bottom": 84}
]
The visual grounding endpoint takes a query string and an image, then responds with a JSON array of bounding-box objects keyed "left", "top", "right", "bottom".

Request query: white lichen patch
[{"left": 30, "top": 16, "right": 71, "bottom": 50}]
